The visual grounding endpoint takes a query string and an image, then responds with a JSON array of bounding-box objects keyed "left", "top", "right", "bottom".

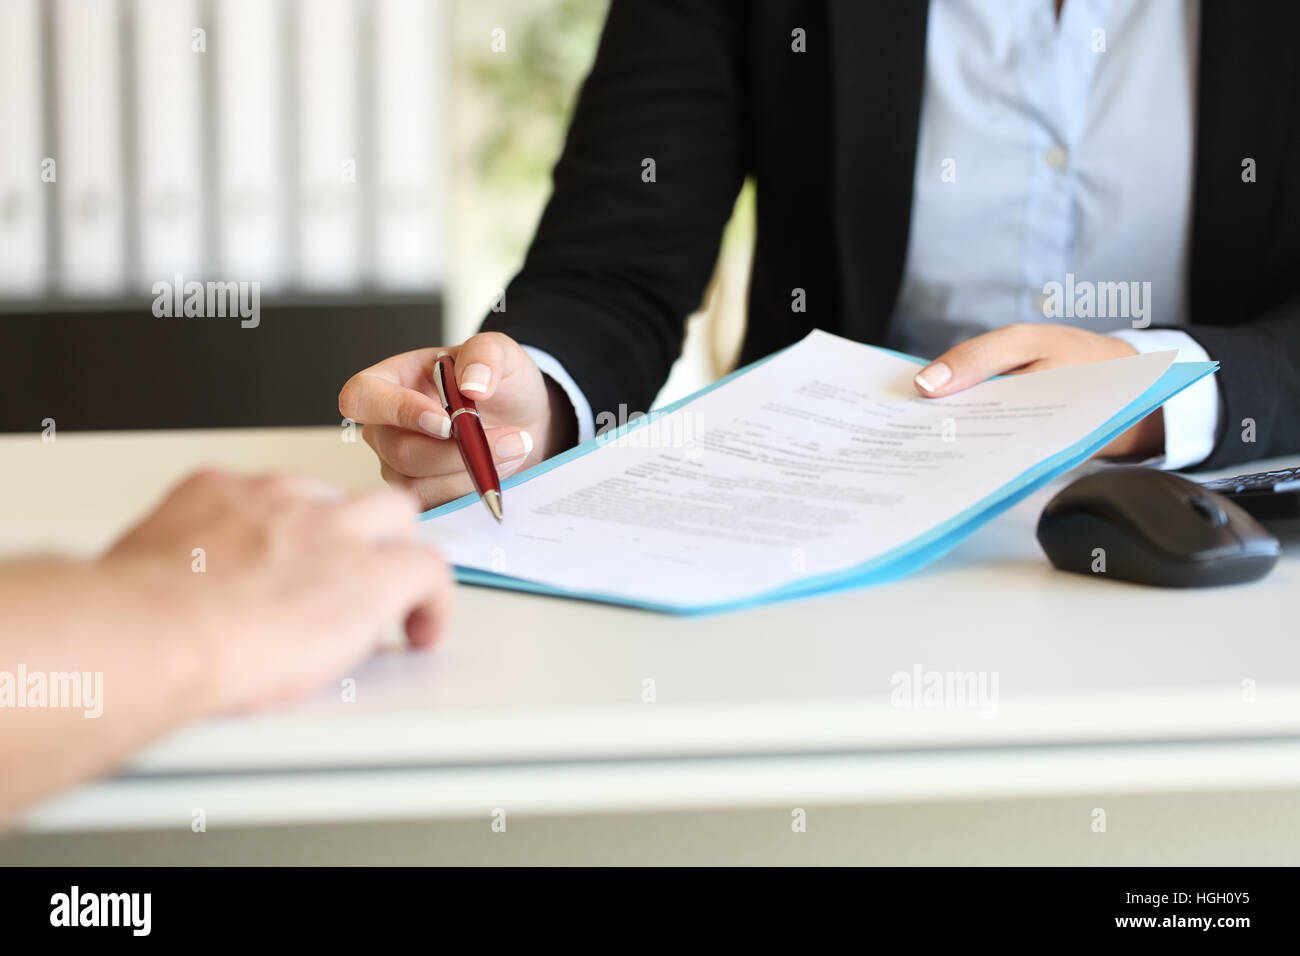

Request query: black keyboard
[{"left": 1199, "top": 467, "right": 1300, "bottom": 531}]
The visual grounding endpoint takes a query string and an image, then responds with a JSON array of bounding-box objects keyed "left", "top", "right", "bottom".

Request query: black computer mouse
[{"left": 1037, "top": 467, "right": 1281, "bottom": 587}]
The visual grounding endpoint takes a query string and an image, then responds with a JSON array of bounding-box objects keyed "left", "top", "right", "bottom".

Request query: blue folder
[{"left": 420, "top": 343, "right": 1218, "bottom": 614}]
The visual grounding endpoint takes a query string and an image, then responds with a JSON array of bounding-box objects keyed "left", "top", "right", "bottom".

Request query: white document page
[{"left": 419, "top": 330, "right": 1175, "bottom": 608}]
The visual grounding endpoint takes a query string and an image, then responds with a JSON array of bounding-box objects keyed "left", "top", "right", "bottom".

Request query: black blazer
[{"left": 484, "top": 0, "right": 1300, "bottom": 470}]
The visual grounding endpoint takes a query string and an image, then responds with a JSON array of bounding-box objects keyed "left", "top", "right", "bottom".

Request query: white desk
[{"left": 2, "top": 428, "right": 1298, "bottom": 864}]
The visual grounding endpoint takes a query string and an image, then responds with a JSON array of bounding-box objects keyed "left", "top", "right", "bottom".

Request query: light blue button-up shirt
[
  {"left": 890, "top": 0, "right": 1218, "bottom": 468},
  {"left": 539, "top": 0, "right": 1220, "bottom": 467}
]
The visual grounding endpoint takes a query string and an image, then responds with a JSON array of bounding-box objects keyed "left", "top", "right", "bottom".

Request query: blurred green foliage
[
  {"left": 468, "top": 0, "right": 610, "bottom": 192},
  {"left": 463, "top": 0, "right": 755, "bottom": 276}
]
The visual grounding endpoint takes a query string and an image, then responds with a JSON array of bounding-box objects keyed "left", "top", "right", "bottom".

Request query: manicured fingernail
[
  {"left": 494, "top": 429, "right": 533, "bottom": 462},
  {"left": 419, "top": 411, "right": 451, "bottom": 439},
  {"left": 459, "top": 363, "right": 491, "bottom": 393},
  {"left": 914, "top": 361, "right": 952, "bottom": 393}
]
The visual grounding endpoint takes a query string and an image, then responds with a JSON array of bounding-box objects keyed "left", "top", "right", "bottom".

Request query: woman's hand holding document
[{"left": 418, "top": 331, "right": 1216, "bottom": 613}]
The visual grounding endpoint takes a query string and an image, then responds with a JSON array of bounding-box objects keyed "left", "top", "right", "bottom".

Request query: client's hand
[
  {"left": 911, "top": 323, "right": 1164, "bottom": 459},
  {"left": 103, "top": 469, "right": 453, "bottom": 712}
]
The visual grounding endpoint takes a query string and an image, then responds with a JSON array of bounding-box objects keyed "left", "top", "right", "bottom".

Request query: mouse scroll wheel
[{"left": 1188, "top": 495, "right": 1229, "bottom": 526}]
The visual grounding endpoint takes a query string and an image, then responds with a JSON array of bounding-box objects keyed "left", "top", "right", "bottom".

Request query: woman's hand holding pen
[
  {"left": 345, "top": 324, "right": 1163, "bottom": 514},
  {"left": 339, "top": 331, "right": 576, "bottom": 510}
]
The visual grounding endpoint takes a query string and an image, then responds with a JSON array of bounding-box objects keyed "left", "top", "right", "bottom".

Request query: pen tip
[{"left": 484, "top": 490, "right": 503, "bottom": 523}]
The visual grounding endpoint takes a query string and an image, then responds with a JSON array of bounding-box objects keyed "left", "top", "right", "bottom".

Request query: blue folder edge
[{"left": 419, "top": 343, "right": 1218, "bottom": 615}]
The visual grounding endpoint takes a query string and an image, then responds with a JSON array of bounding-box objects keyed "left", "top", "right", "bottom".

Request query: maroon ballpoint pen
[{"left": 432, "top": 352, "right": 503, "bottom": 522}]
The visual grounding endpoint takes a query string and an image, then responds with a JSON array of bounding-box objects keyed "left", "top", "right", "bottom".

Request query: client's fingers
[
  {"left": 367, "top": 542, "right": 454, "bottom": 648},
  {"left": 329, "top": 486, "right": 420, "bottom": 543}
]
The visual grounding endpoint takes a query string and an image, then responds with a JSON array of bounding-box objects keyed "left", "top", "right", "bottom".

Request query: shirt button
[{"left": 1044, "top": 145, "right": 1069, "bottom": 170}]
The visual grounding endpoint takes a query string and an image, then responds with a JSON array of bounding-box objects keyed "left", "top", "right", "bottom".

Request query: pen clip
[{"left": 432, "top": 352, "right": 451, "bottom": 410}]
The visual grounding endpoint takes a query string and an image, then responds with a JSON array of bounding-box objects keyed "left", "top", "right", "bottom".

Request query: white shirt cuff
[
  {"left": 1109, "top": 328, "right": 1221, "bottom": 470},
  {"left": 520, "top": 345, "right": 596, "bottom": 446}
]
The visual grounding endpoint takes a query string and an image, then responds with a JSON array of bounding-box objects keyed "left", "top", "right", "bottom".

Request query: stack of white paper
[{"left": 419, "top": 331, "right": 1214, "bottom": 613}]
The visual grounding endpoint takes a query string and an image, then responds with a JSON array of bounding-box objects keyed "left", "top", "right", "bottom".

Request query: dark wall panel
[{"left": 0, "top": 297, "right": 441, "bottom": 432}]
